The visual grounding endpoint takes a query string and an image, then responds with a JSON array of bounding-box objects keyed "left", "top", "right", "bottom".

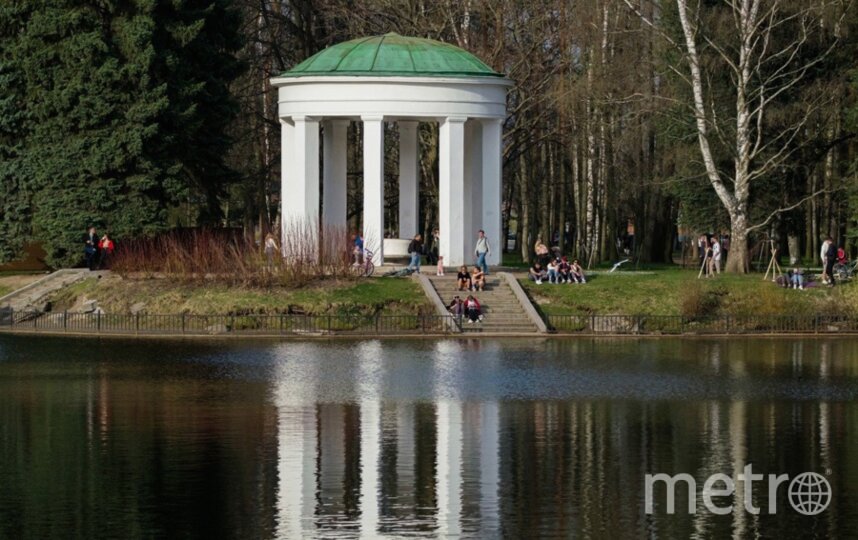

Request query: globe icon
[{"left": 788, "top": 472, "right": 832, "bottom": 516}]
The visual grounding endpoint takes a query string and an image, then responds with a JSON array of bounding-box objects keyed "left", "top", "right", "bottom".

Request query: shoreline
[{"left": 3, "top": 327, "right": 858, "bottom": 341}]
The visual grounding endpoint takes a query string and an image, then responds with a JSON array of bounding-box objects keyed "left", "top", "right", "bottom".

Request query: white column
[
  {"left": 481, "top": 118, "right": 504, "bottom": 266},
  {"left": 280, "top": 119, "right": 294, "bottom": 255},
  {"left": 398, "top": 121, "right": 420, "bottom": 239},
  {"left": 439, "top": 116, "right": 467, "bottom": 267},
  {"left": 322, "top": 119, "right": 348, "bottom": 230},
  {"left": 362, "top": 116, "right": 385, "bottom": 265},
  {"left": 464, "top": 120, "right": 483, "bottom": 260},
  {"left": 281, "top": 115, "right": 320, "bottom": 257}
]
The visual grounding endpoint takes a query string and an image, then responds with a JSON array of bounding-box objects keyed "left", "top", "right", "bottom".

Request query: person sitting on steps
[
  {"left": 470, "top": 266, "right": 485, "bottom": 292},
  {"left": 456, "top": 265, "right": 472, "bottom": 291},
  {"left": 447, "top": 295, "right": 464, "bottom": 317},
  {"left": 464, "top": 295, "right": 483, "bottom": 324}
]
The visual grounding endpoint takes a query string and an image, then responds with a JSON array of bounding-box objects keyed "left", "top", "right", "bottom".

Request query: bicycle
[
  {"left": 352, "top": 249, "right": 375, "bottom": 278},
  {"left": 833, "top": 259, "right": 857, "bottom": 282}
]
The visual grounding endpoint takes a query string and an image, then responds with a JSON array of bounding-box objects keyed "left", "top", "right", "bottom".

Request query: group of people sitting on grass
[
  {"left": 528, "top": 256, "right": 586, "bottom": 285},
  {"left": 447, "top": 294, "right": 484, "bottom": 324}
]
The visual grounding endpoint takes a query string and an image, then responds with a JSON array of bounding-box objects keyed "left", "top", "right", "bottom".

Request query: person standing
[
  {"left": 353, "top": 233, "right": 365, "bottom": 265},
  {"left": 534, "top": 238, "right": 550, "bottom": 267},
  {"left": 698, "top": 234, "right": 709, "bottom": 275},
  {"left": 474, "top": 229, "right": 491, "bottom": 275},
  {"left": 98, "top": 233, "right": 115, "bottom": 269},
  {"left": 264, "top": 233, "right": 279, "bottom": 270},
  {"left": 84, "top": 226, "right": 99, "bottom": 271},
  {"left": 407, "top": 234, "right": 423, "bottom": 273},
  {"left": 710, "top": 237, "right": 721, "bottom": 276},
  {"left": 825, "top": 238, "right": 837, "bottom": 287},
  {"left": 428, "top": 228, "right": 440, "bottom": 265},
  {"left": 820, "top": 237, "right": 832, "bottom": 284}
]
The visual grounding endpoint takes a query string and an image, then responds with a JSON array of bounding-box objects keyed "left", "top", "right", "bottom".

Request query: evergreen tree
[
  {"left": 1, "top": 0, "right": 242, "bottom": 267},
  {"left": 0, "top": 2, "right": 32, "bottom": 262}
]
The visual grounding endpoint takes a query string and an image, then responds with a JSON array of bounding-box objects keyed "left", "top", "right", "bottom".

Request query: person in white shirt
[
  {"left": 474, "top": 230, "right": 491, "bottom": 275},
  {"left": 820, "top": 238, "right": 831, "bottom": 284}
]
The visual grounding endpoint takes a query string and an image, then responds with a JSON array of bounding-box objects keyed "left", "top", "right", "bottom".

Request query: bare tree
[{"left": 626, "top": 0, "right": 849, "bottom": 271}]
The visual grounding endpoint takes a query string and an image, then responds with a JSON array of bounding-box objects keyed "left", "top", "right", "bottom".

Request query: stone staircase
[
  {"left": 427, "top": 274, "right": 541, "bottom": 334},
  {"left": 0, "top": 269, "right": 96, "bottom": 312}
]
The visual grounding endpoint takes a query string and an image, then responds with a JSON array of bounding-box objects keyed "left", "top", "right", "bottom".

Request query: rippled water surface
[{"left": 1, "top": 335, "right": 857, "bottom": 539}]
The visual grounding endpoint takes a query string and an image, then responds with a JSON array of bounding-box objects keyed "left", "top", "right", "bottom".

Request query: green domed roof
[{"left": 282, "top": 33, "right": 503, "bottom": 78}]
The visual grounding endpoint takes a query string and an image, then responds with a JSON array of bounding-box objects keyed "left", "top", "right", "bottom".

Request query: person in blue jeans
[
  {"left": 407, "top": 234, "right": 423, "bottom": 272},
  {"left": 546, "top": 258, "right": 560, "bottom": 284},
  {"left": 789, "top": 267, "right": 805, "bottom": 290},
  {"left": 474, "top": 229, "right": 491, "bottom": 275}
]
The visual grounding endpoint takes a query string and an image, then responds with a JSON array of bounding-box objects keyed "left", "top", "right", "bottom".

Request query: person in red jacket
[
  {"left": 98, "top": 233, "right": 115, "bottom": 269},
  {"left": 464, "top": 295, "right": 483, "bottom": 324}
]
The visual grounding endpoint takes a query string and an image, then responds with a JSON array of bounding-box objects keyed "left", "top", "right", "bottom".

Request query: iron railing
[
  {"left": 2, "top": 309, "right": 855, "bottom": 336},
  {"left": 0, "top": 309, "right": 457, "bottom": 336},
  {"left": 545, "top": 314, "right": 858, "bottom": 335}
]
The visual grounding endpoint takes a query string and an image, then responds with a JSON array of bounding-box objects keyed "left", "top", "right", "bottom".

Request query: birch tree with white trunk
[{"left": 625, "top": 0, "right": 848, "bottom": 272}]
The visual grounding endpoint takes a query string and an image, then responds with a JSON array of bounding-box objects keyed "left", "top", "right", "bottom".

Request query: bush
[
  {"left": 679, "top": 282, "right": 721, "bottom": 320},
  {"left": 110, "top": 222, "right": 370, "bottom": 288}
]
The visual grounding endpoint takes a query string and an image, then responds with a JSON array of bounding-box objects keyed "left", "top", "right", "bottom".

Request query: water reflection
[{"left": 1, "top": 336, "right": 857, "bottom": 538}]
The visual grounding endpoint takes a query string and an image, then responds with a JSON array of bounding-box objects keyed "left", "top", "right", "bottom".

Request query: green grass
[
  {"left": 47, "top": 276, "right": 430, "bottom": 316},
  {"left": 502, "top": 251, "right": 531, "bottom": 269},
  {"left": 522, "top": 267, "right": 858, "bottom": 317},
  {"left": 0, "top": 286, "right": 10, "bottom": 298}
]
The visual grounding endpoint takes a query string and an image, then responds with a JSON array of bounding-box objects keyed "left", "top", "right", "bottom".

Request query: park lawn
[
  {"left": 47, "top": 274, "right": 430, "bottom": 316},
  {"left": 522, "top": 267, "right": 858, "bottom": 317}
]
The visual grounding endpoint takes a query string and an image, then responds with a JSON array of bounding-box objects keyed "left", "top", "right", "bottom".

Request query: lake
[{"left": 0, "top": 335, "right": 856, "bottom": 539}]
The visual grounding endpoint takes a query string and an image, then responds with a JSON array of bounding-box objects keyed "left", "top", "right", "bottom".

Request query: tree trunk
[
  {"left": 725, "top": 211, "right": 750, "bottom": 273},
  {"left": 787, "top": 234, "right": 800, "bottom": 265},
  {"left": 518, "top": 155, "right": 531, "bottom": 263}
]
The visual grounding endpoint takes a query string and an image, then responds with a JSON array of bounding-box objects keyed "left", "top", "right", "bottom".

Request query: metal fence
[
  {"left": 3, "top": 309, "right": 856, "bottom": 337},
  {"left": 0, "top": 309, "right": 459, "bottom": 336},
  {"left": 545, "top": 314, "right": 858, "bottom": 335}
]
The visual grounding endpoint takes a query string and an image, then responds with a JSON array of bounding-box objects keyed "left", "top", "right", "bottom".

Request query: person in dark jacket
[
  {"left": 84, "top": 226, "right": 99, "bottom": 271},
  {"left": 825, "top": 238, "right": 837, "bottom": 287},
  {"left": 407, "top": 234, "right": 423, "bottom": 272}
]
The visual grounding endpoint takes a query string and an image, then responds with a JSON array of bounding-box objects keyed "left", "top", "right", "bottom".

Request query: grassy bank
[
  {"left": 45, "top": 274, "right": 430, "bottom": 316},
  {"left": 522, "top": 267, "right": 858, "bottom": 318},
  {"left": 0, "top": 273, "right": 46, "bottom": 299}
]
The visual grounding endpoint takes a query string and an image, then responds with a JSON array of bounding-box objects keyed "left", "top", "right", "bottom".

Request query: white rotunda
[{"left": 271, "top": 33, "right": 511, "bottom": 267}]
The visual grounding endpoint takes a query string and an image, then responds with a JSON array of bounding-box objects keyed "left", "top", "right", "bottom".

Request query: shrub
[
  {"left": 110, "top": 222, "right": 372, "bottom": 289},
  {"left": 679, "top": 282, "right": 721, "bottom": 320}
]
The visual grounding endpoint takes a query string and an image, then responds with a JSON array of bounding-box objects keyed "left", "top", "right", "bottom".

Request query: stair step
[{"left": 425, "top": 273, "right": 540, "bottom": 333}]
